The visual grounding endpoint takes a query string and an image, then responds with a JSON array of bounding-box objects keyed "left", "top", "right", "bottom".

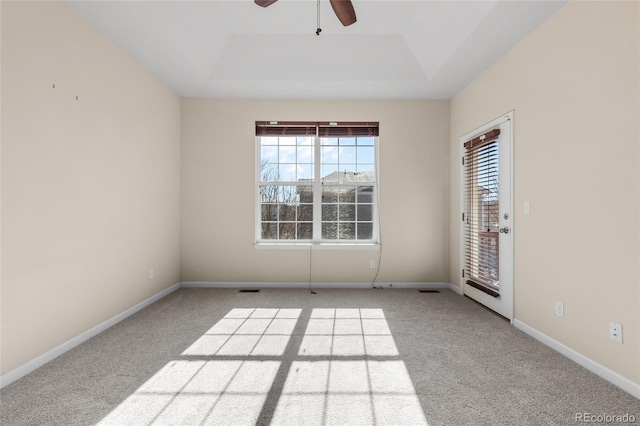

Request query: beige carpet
[{"left": 1, "top": 288, "right": 638, "bottom": 425}]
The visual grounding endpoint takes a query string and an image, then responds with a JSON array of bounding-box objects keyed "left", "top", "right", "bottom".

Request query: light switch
[{"left": 524, "top": 201, "right": 530, "bottom": 214}]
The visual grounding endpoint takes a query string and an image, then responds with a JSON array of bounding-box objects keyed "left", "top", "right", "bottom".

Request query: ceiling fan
[{"left": 254, "top": 0, "right": 357, "bottom": 27}]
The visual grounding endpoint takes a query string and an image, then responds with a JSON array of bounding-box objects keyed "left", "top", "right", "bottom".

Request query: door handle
[{"left": 499, "top": 227, "right": 510, "bottom": 234}]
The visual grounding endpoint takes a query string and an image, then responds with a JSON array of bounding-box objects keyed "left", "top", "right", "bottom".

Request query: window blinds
[
  {"left": 255, "top": 122, "right": 379, "bottom": 137},
  {"left": 464, "top": 129, "right": 500, "bottom": 297}
]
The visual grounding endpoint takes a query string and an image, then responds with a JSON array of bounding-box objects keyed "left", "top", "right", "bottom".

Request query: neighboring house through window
[{"left": 256, "top": 121, "right": 379, "bottom": 244}]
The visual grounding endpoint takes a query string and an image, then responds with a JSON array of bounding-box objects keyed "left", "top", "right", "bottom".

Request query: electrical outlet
[
  {"left": 149, "top": 269, "right": 155, "bottom": 280},
  {"left": 370, "top": 260, "right": 376, "bottom": 269},
  {"left": 555, "top": 301, "right": 564, "bottom": 317},
  {"left": 609, "top": 321, "right": 623, "bottom": 344}
]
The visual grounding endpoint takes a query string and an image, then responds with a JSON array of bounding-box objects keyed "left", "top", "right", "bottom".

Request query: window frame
[{"left": 255, "top": 123, "right": 379, "bottom": 247}]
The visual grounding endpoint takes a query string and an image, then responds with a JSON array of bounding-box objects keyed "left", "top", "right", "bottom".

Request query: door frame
[{"left": 459, "top": 111, "right": 514, "bottom": 322}]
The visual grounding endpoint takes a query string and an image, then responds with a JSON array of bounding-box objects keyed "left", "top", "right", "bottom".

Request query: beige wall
[
  {"left": 450, "top": 1, "right": 639, "bottom": 383},
  {"left": 181, "top": 99, "right": 450, "bottom": 284},
  {"left": 3, "top": 0, "right": 637, "bottom": 394},
  {"left": 1, "top": 2, "right": 181, "bottom": 375}
]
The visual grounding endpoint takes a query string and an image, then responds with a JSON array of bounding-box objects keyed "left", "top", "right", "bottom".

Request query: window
[
  {"left": 256, "top": 121, "right": 379, "bottom": 244},
  {"left": 464, "top": 128, "right": 500, "bottom": 294}
]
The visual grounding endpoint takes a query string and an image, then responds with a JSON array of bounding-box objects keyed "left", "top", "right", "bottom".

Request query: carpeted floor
[{"left": 1, "top": 288, "right": 638, "bottom": 425}]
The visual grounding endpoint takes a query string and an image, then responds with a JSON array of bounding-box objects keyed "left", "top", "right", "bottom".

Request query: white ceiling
[{"left": 66, "top": 0, "right": 566, "bottom": 100}]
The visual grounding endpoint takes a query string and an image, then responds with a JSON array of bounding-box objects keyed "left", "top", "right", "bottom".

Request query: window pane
[
  {"left": 261, "top": 137, "right": 278, "bottom": 146},
  {"left": 279, "top": 223, "right": 296, "bottom": 239},
  {"left": 298, "top": 204, "right": 313, "bottom": 221},
  {"left": 279, "top": 204, "right": 296, "bottom": 221},
  {"left": 297, "top": 136, "right": 313, "bottom": 146},
  {"left": 357, "top": 146, "right": 374, "bottom": 163},
  {"left": 279, "top": 146, "right": 296, "bottom": 163},
  {"left": 322, "top": 186, "right": 339, "bottom": 203},
  {"left": 322, "top": 146, "right": 338, "bottom": 164},
  {"left": 297, "top": 164, "right": 313, "bottom": 181},
  {"left": 260, "top": 163, "right": 279, "bottom": 182},
  {"left": 297, "top": 223, "right": 313, "bottom": 239},
  {"left": 298, "top": 186, "right": 313, "bottom": 203},
  {"left": 339, "top": 223, "right": 355, "bottom": 239},
  {"left": 261, "top": 146, "right": 278, "bottom": 163},
  {"left": 277, "top": 186, "right": 299, "bottom": 203},
  {"left": 261, "top": 186, "right": 278, "bottom": 203},
  {"left": 357, "top": 223, "right": 373, "bottom": 240},
  {"left": 339, "top": 147, "right": 356, "bottom": 163},
  {"left": 322, "top": 223, "right": 338, "bottom": 239},
  {"left": 322, "top": 204, "right": 337, "bottom": 221},
  {"left": 339, "top": 205, "right": 356, "bottom": 221},
  {"left": 278, "top": 165, "right": 296, "bottom": 182},
  {"left": 322, "top": 137, "right": 338, "bottom": 146},
  {"left": 322, "top": 166, "right": 339, "bottom": 182},
  {"left": 262, "top": 223, "right": 277, "bottom": 239},
  {"left": 357, "top": 186, "right": 373, "bottom": 203},
  {"left": 261, "top": 204, "right": 278, "bottom": 221},
  {"left": 339, "top": 187, "right": 356, "bottom": 203},
  {"left": 357, "top": 204, "right": 372, "bottom": 221},
  {"left": 297, "top": 146, "right": 313, "bottom": 163}
]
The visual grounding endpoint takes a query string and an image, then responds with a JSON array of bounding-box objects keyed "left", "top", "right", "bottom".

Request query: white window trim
[{"left": 255, "top": 134, "right": 379, "bottom": 247}]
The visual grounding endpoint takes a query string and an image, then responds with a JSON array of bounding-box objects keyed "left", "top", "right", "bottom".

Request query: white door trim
[{"left": 459, "top": 111, "right": 514, "bottom": 321}]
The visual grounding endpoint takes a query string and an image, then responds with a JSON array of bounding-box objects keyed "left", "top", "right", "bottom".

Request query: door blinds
[{"left": 464, "top": 129, "right": 500, "bottom": 297}]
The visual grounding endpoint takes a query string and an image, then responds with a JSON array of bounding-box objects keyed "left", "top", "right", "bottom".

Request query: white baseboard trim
[
  {"left": 180, "top": 281, "right": 454, "bottom": 290},
  {"left": 0, "top": 283, "right": 181, "bottom": 389},
  {"left": 514, "top": 319, "right": 640, "bottom": 399},
  {"left": 448, "top": 282, "right": 463, "bottom": 295}
]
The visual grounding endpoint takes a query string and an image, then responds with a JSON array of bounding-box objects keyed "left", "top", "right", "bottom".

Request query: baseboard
[
  {"left": 514, "top": 319, "right": 640, "bottom": 399},
  {"left": 0, "top": 283, "right": 181, "bottom": 389},
  {"left": 180, "top": 281, "right": 454, "bottom": 290},
  {"left": 448, "top": 282, "right": 463, "bottom": 295}
]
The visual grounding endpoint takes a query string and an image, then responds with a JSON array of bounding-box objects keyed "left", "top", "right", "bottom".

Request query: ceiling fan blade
[
  {"left": 329, "top": 0, "right": 357, "bottom": 26},
  {"left": 255, "top": 0, "right": 278, "bottom": 7}
]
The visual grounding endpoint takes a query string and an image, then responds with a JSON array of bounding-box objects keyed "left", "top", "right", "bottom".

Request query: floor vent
[
  {"left": 238, "top": 289, "right": 260, "bottom": 293},
  {"left": 418, "top": 289, "right": 441, "bottom": 293}
]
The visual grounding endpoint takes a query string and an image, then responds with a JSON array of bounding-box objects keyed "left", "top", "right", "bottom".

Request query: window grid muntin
[
  {"left": 261, "top": 136, "right": 314, "bottom": 183},
  {"left": 259, "top": 184, "right": 313, "bottom": 241},
  {"left": 258, "top": 134, "right": 377, "bottom": 243},
  {"left": 319, "top": 136, "right": 375, "bottom": 241},
  {"left": 321, "top": 184, "right": 374, "bottom": 241}
]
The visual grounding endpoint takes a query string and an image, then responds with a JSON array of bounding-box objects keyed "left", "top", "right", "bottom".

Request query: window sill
[{"left": 254, "top": 242, "right": 380, "bottom": 250}]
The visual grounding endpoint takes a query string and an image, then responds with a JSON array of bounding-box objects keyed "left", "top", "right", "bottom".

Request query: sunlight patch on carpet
[
  {"left": 299, "top": 308, "right": 399, "bottom": 356},
  {"left": 182, "top": 308, "right": 301, "bottom": 356},
  {"left": 97, "top": 307, "right": 428, "bottom": 425},
  {"left": 273, "top": 308, "right": 426, "bottom": 425},
  {"left": 97, "top": 360, "right": 280, "bottom": 425}
]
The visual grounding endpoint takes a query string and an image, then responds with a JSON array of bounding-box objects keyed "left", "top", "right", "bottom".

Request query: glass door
[{"left": 462, "top": 113, "right": 513, "bottom": 320}]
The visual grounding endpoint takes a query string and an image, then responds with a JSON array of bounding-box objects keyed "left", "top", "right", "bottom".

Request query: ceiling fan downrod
[{"left": 316, "top": 0, "right": 322, "bottom": 36}]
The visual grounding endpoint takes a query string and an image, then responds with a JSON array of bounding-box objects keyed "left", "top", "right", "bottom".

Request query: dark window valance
[
  {"left": 256, "top": 121, "right": 379, "bottom": 137},
  {"left": 464, "top": 128, "right": 500, "bottom": 151}
]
